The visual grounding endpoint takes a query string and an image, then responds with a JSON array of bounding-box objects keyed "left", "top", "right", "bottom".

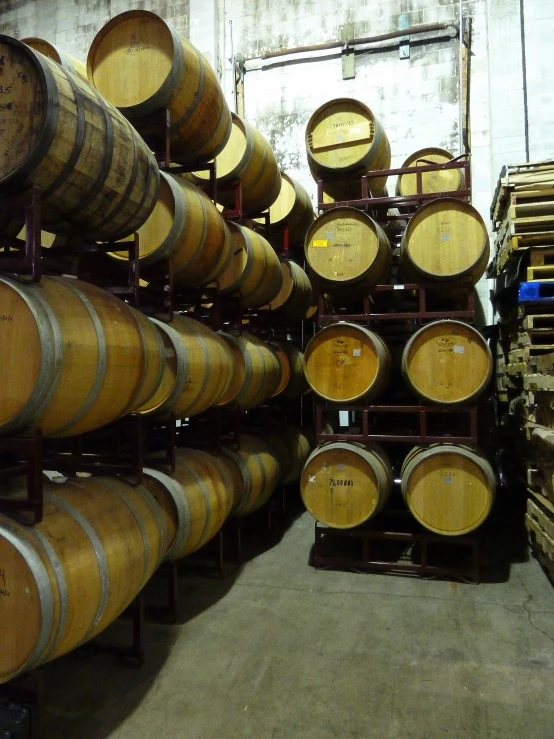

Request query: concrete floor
[{"left": 42, "top": 508, "right": 554, "bottom": 739}]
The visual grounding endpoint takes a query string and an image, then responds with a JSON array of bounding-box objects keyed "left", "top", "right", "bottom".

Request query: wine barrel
[
  {"left": 220, "top": 435, "right": 282, "bottom": 516},
  {"left": 304, "top": 323, "right": 390, "bottom": 402},
  {"left": 262, "top": 260, "right": 313, "bottom": 320},
  {"left": 301, "top": 442, "right": 392, "bottom": 528},
  {"left": 401, "top": 444, "right": 496, "bottom": 535},
  {"left": 306, "top": 98, "right": 391, "bottom": 199},
  {"left": 22, "top": 37, "right": 88, "bottom": 82},
  {"left": 402, "top": 320, "right": 493, "bottom": 405},
  {"left": 135, "top": 318, "right": 189, "bottom": 416},
  {"left": 396, "top": 147, "right": 464, "bottom": 197},
  {"left": 143, "top": 451, "right": 238, "bottom": 560},
  {"left": 87, "top": 10, "right": 231, "bottom": 165},
  {"left": 109, "top": 173, "right": 231, "bottom": 286},
  {"left": 400, "top": 198, "right": 489, "bottom": 285},
  {"left": 253, "top": 172, "right": 315, "bottom": 245},
  {"left": 193, "top": 113, "right": 281, "bottom": 214},
  {"left": 218, "top": 222, "right": 283, "bottom": 308},
  {"left": 0, "top": 35, "right": 159, "bottom": 241},
  {"left": 283, "top": 426, "right": 315, "bottom": 484},
  {"left": 165, "top": 316, "right": 234, "bottom": 418},
  {"left": 304, "top": 208, "right": 391, "bottom": 291},
  {"left": 0, "top": 475, "right": 166, "bottom": 683},
  {"left": 0, "top": 276, "right": 165, "bottom": 437},
  {"left": 217, "top": 332, "right": 282, "bottom": 410},
  {"left": 270, "top": 342, "right": 309, "bottom": 400}
]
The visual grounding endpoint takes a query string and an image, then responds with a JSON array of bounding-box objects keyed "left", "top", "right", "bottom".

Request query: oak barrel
[
  {"left": 396, "top": 147, "right": 464, "bottom": 197},
  {"left": 194, "top": 113, "right": 281, "bottom": 214},
  {"left": 400, "top": 198, "right": 489, "bottom": 285},
  {"left": 218, "top": 222, "right": 283, "bottom": 309},
  {"left": 0, "top": 475, "right": 166, "bottom": 683},
  {"left": 402, "top": 320, "right": 493, "bottom": 405},
  {"left": 109, "top": 172, "right": 231, "bottom": 286},
  {"left": 22, "top": 37, "right": 88, "bottom": 82},
  {"left": 305, "top": 208, "right": 391, "bottom": 291},
  {"left": 304, "top": 323, "right": 390, "bottom": 403},
  {"left": 88, "top": 11, "right": 231, "bottom": 165},
  {"left": 165, "top": 315, "right": 234, "bottom": 418},
  {"left": 283, "top": 426, "right": 315, "bottom": 484},
  {"left": 301, "top": 442, "right": 393, "bottom": 528},
  {"left": 270, "top": 342, "right": 309, "bottom": 400},
  {"left": 261, "top": 260, "right": 313, "bottom": 320},
  {"left": 253, "top": 172, "right": 315, "bottom": 245},
  {"left": 135, "top": 318, "right": 189, "bottom": 416},
  {"left": 306, "top": 98, "right": 391, "bottom": 199},
  {"left": 142, "top": 451, "right": 238, "bottom": 560},
  {"left": 0, "top": 35, "right": 159, "bottom": 241},
  {"left": 0, "top": 276, "right": 165, "bottom": 437},
  {"left": 217, "top": 332, "right": 282, "bottom": 410},
  {"left": 220, "top": 435, "right": 282, "bottom": 516},
  {"left": 401, "top": 444, "right": 496, "bottom": 535}
]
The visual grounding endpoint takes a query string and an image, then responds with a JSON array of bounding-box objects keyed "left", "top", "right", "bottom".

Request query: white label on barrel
[
  {"left": 443, "top": 476, "right": 453, "bottom": 485},
  {"left": 337, "top": 134, "right": 344, "bottom": 143},
  {"left": 353, "top": 348, "right": 361, "bottom": 356},
  {"left": 453, "top": 345, "right": 465, "bottom": 354},
  {"left": 441, "top": 234, "right": 450, "bottom": 241},
  {"left": 327, "top": 232, "right": 334, "bottom": 240}
]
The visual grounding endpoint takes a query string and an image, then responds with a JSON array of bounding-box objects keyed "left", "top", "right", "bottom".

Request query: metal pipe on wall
[{"left": 240, "top": 22, "right": 458, "bottom": 67}]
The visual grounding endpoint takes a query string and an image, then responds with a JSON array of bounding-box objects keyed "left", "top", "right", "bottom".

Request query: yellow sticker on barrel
[{"left": 312, "top": 239, "right": 328, "bottom": 247}]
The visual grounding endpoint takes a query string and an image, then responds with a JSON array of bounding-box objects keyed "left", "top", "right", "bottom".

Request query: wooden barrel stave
[
  {"left": 218, "top": 222, "right": 283, "bottom": 309},
  {"left": 22, "top": 37, "right": 88, "bottom": 82},
  {"left": 254, "top": 172, "right": 315, "bottom": 246},
  {"left": 400, "top": 197, "right": 489, "bottom": 285},
  {"left": 135, "top": 318, "right": 189, "bottom": 416},
  {"left": 304, "top": 322, "right": 390, "bottom": 403},
  {"left": 220, "top": 435, "right": 282, "bottom": 516},
  {"left": 0, "top": 36, "right": 160, "bottom": 241},
  {"left": 270, "top": 342, "right": 309, "bottom": 400},
  {"left": 401, "top": 444, "right": 496, "bottom": 535},
  {"left": 305, "top": 207, "right": 391, "bottom": 292},
  {"left": 401, "top": 320, "right": 493, "bottom": 405},
  {"left": 261, "top": 260, "right": 313, "bottom": 320},
  {"left": 166, "top": 315, "right": 234, "bottom": 418},
  {"left": 217, "top": 332, "right": 282, "bottom": 410},
  {"left": 87, "top": 10, "right": 232, "bottom": 165},
  {"left": 194, "top": 113, "right": 281, "bottom": 214},
  {"left": 0, "top": 275, "right": 166, "bottom": 437},
  {"left": 0, "top": 475, "right": 166, "bottom": 683},
  {"left": 301, "top": 441, "right": 393, "bottom": 528},
  {"left": 109, "top": 172, "right": 231, "bottom": 286}
]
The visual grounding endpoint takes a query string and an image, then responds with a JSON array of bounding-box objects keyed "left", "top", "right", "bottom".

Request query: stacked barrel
[
  {"left": 0, "top": 11, "right": 315, "bottom": 685},
  {"left": 300, "top": 97, "right": 496, "bottom": 545}
]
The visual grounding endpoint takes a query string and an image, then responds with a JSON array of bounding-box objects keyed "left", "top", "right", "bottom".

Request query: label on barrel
[
  {"left": 453, "top": 345, "right": 465, "bottom": 354},
  {"left": 352, "top": 349, "right": 361, "bottom": 356},
  {"left": 312, "top": 239, "right": 328, "bottom": 247}
]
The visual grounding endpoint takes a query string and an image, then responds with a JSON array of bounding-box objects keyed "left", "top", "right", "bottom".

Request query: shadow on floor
[{"left": 40, "top": 489, "right": 307, "bottom": 738}]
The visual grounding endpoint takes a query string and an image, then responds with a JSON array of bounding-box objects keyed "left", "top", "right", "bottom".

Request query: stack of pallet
[{"left": 492, "top": 159, "right": 554, "bottom": 583}]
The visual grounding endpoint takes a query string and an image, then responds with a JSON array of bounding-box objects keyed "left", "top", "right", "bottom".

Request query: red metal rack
[
  {"left": 318, "top": 283, "right": 477, "bottom": 325},
  {"left": 312, "top": 512, "right": 480, "bottom": 583},
  {"left": 317, "top": 156, "right": 472, "bottom": 214},
  {"left": 316, "top": 402, "right": 478, "bottom": 446}
]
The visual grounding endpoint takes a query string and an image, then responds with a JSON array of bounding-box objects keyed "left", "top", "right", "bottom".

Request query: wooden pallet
[
  {"left": 522, "top": 314, "right": 554, "bottom": 330},
  {"left": 527, "top": 265, "right": 554, "bottom": 281},
  {"left": 526, "top": 507, "right": 554, "bottom": 584},
  {"left": 495, "top": 235, "right": 554, "bottom": 275},
  {"left": 492, "top": 159, "right": 554, "bottom": 227}
]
